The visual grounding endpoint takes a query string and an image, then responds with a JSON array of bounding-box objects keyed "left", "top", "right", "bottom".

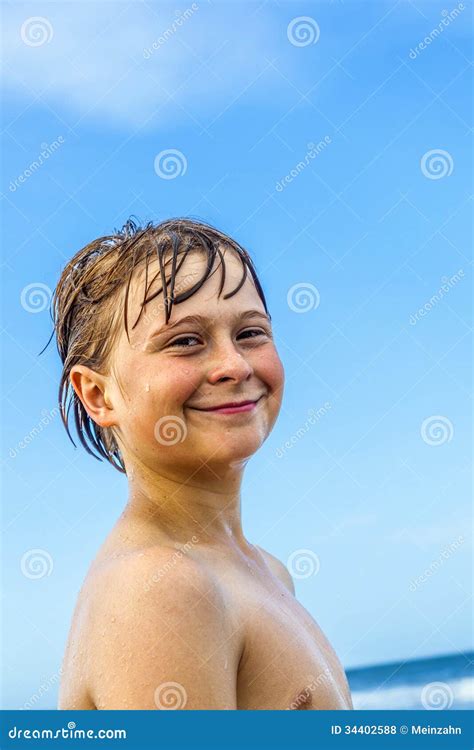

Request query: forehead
[{"left": 123, "top": 247, "right": 266, "bottom": 345}]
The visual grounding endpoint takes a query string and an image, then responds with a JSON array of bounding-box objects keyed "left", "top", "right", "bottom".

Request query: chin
[{"left": 197, "top": 435, "right": 264, "bottom": 465}]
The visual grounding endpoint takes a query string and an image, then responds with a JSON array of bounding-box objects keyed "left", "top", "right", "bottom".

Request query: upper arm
[
  {"left": 88, "top": 553, "right": 238, "bottom": 710},
  {"left": 256, "top": 546, "right": 295, "bottom": 595}
]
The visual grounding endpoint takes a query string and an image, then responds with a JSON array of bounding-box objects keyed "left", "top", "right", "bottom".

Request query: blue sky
[{"left": 1, "top": 0, "right": 472, "bottom": 709}]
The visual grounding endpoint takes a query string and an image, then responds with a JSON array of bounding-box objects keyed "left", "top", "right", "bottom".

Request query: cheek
[
  {"left": 162, "top": 363, "right": 203, "bottom": 402},
  {"left": 255, "top": 346, "right": 285, "bottom": 394},
  {"left": 140, "top": 362, "right": 202, "bottom": 410}
]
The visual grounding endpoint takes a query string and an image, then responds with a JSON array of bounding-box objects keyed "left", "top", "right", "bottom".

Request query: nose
[{"left": 206, "top": 340, "right": 253, "bottom": 385}]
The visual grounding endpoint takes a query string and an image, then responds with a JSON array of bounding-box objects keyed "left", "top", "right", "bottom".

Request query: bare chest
[{"left": 235, "top": 586, "right": 352, "bottom": 710}]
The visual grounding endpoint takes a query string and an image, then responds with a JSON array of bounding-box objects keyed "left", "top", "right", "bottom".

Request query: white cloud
[{"left": 3, "top": 1, "right": 282, "bottom": 131}]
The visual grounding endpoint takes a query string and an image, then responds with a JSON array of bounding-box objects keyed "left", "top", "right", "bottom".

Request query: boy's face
[{"left": 107, "top": 249, "right": 285, "bottom": 478}]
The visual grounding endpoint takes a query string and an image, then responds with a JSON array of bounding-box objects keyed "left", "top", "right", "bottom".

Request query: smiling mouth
[{"left": 188, "top": 396, "right": 264, "bottom": 415}]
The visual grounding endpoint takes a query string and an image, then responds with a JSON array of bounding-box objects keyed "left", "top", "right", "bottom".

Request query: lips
[{"left": 189, "top": 396, "right": 263, "bottom": 412}]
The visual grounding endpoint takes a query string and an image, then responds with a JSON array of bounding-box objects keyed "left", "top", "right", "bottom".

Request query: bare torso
[{"left": 59, "top": 517, "right": 352, "bottom": 711}]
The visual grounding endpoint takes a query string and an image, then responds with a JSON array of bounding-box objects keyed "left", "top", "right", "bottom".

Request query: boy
[{"left": 53, "top": 218, "right": 352, "bottom": 710}]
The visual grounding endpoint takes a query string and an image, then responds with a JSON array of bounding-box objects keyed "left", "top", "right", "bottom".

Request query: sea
[{"left": 346, "top": 651, "right": 474, "bottom": 710}]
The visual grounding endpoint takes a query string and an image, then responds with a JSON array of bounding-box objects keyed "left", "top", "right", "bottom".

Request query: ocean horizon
[{"left": 347, "top": 651, "right": 474, "bottom": 710}]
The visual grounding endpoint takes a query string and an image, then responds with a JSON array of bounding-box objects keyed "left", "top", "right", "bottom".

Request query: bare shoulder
[
  {"left": 62, "top": 547, "right": 239, "bottom": 709},
  {"left": 91, "top": 546, "right": 219, "bottom": 611},
  {"left": 255, "top": 545, "right": 295, "bottom": 595}
]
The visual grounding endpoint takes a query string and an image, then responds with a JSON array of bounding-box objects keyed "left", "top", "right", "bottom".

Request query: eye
[
  {"left": 168, "top": 335, "right": 202, "bottom": 348},
  {"left": 238, "top": 328, "right": 268, "bottom": 340}
]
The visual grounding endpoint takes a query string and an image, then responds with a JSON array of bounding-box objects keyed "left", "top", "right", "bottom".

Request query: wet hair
[{"left": 41, "top": 217, "right": 270, "bottom": 474}]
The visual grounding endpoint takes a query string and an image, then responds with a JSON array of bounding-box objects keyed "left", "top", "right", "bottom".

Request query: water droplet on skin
[
  {"left": 224, "top": 658, "right": 228, "bottom": 670},
  {"left": 145, "top": 383, "right": 150, "bottom": 392},
  {"left": 111, "top": 617, "right": 116, "bottom": 623}
]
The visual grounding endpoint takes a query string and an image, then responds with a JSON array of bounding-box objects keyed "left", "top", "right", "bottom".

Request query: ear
[{"left": 69, "top": 365, "right": 116, "bottom": 429}]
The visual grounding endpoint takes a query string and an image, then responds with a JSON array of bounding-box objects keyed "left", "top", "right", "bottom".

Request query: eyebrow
[{"left": 147, "top": 309, "right": 272, "bottom": 339}]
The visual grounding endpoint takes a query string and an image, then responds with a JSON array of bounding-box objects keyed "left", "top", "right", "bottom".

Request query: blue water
[{"left": 347, "top": 652, "right": 474, "bottom": 710}]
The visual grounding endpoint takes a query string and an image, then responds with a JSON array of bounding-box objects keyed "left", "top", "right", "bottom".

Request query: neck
[{"left": 121, "top": 457, "right": 249, "bottom": 549}]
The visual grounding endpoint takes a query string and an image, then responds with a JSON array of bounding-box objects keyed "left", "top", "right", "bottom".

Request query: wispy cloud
[
  {"left": 391, "top": 522, "right": 469, "bottom": 546},
  {"left": 3, "top": 1, "right": 282, "bottom": 131}
]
